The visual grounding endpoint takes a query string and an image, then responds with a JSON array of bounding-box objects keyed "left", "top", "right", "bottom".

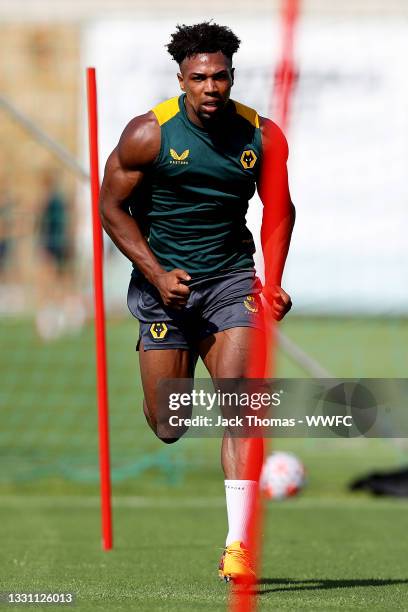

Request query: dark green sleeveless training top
[{"left": 134, "top": 93, "right": 262, "bottom": 277}]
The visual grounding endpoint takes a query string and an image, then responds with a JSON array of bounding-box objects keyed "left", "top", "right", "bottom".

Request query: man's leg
[
  {"left": 139, "top": 341, "right": 196, "bottom": 443},
  {"left": 199, "top": 327, "right": 265, "bottom": 551}
]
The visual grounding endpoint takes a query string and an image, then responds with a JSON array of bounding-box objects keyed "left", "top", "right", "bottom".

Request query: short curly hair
[{"left": 166, "top": 21, "right": 241, "bottom": 65}]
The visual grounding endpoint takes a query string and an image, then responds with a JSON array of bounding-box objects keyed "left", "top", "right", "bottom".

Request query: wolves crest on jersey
[{"left": 240, "top": 149, "right": 257, "bottom": 170}]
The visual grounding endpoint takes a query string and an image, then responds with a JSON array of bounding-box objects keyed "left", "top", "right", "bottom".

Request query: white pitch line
[
  {"left": 0, "top": 496, "right": 225, "bottom": 509},
  {"left": 0, "top": 495, "right": 407, "bottom": 510}
]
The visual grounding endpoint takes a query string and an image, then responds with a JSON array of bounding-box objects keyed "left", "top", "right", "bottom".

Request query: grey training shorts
[{"left": 127, "top": 268, "right": 264, "bottom": 351}]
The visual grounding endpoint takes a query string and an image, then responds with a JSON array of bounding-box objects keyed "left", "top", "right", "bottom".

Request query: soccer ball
[{"left": 260, "top": 451, "right": 306, "bottom": 500}]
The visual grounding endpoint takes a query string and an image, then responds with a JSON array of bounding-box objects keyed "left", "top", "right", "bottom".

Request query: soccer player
[{"left": 100, "top": 22, "right": 295, "bottom": 583}]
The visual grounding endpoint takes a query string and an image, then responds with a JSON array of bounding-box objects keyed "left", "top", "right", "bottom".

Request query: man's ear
[
  {"left": 231, "top": 67, "right": 235, "bottom": 86},
  {"left": 177, "top": 72, "right": 185, "bottom": 91}
]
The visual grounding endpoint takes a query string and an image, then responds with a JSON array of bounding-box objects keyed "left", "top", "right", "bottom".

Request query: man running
[{"left": 100, "top": 21, "right": 295, "bottom": 583}]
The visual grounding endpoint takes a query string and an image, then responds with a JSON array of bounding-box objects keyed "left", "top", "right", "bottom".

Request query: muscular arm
[
  {"left": 99, "top": 112, "right": 191, "bottom": 306},
  {"left": 99, "top": 112, "right": 164, "bottom": 283},
  {"left": 257, "top": 117, "right": 296, "bottom": 319}
]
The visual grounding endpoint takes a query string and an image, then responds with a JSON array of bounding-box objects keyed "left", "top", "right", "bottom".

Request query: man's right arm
[
  {"left": 99, "top": 112, "right": 191, "bottom": 307},
  {"left": 99, "top": 112, "right": 164, "bottom": 283}
]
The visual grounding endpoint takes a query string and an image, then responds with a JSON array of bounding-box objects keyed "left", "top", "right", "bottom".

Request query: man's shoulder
[
  {"left": 151, "top": 96, "right": 181, "bottom": 127},
  {"left": 117, "top": 111, "right": 160, "bottom": 169},
  {"left": 230, "top": 100, "right": 260, "bottom": 129},
  {"left": 258, "top": 117, "right": 288, "bottom": 158}
]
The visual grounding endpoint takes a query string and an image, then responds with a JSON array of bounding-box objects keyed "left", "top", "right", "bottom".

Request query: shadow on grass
[{"left": 234, "top": 577, "right": 408, "bottom": 596}]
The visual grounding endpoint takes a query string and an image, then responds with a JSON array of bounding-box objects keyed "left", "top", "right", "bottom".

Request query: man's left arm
[{"left": 257, "top": 117, "right": 296, "bottom": 321}]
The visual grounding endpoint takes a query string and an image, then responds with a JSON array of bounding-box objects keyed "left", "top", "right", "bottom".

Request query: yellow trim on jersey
[
  {"left": 151, "top": 97, "right": 180, "bottom": 126},
  {"left": 232, "top": 100, "right": 260, "bottom": 128}
]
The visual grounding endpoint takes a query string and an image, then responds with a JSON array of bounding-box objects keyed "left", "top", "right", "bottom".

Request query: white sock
[{"left": 224, "top": 480, "right": 258, "bottom": 547}]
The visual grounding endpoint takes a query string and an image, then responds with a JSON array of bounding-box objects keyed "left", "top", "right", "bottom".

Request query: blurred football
[{"left": 260, "top": 451, "right": 306, "bottom": 500}]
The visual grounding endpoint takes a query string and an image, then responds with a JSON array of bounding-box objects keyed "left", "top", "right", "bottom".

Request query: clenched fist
[
  {"left": 153, "top": 268, "right": 191, "bottom": 309},
  {"left": 262, "top": 285, "right": 292, "bottom": 321}
]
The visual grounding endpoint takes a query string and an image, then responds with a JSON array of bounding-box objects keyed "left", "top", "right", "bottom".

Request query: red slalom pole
[
  {"left": 272, "top": 0, "right": 300, "bottom": 132},
  {"left": 228, "top": 2, "right": 300, "bottom": 611},
  {"left": 86, "top": 66, "right": 113, "bottom": 551}
]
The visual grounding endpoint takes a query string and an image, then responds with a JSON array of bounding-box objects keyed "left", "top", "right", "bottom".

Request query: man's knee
[
  {"left": 143, "top": 398, "right": 186, "bottom": 444},
  {"left": 155, "top": 421, "right": 188, "bottom": 444},
  {"left": 157, "top": 435, "right": 180, "bottom": 444}
]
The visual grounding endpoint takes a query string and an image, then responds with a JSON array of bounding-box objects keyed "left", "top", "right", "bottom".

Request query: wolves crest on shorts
[{"left": 150, "top": 322, "right": 168, "bottom": 340}]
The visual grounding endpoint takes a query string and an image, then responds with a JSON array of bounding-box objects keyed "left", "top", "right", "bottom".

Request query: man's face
[{"left": 177, "top": 51, "right": 234, "bottom": 123}]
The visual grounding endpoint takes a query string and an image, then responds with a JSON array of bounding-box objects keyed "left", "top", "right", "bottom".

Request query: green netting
[
  {"left": 0, "top": 318, "right": 194, "bottom": 485},
  {"left": 1, "top": 316, "right": 407, "bottom": 486}
]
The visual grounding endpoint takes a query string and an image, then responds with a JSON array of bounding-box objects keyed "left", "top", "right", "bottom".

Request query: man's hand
[
  {"left": 262, "top": 285, "right": 292, "bottom": 321},
  {"left": 153, "top": 268, "right": 191, "bottom": 309}
]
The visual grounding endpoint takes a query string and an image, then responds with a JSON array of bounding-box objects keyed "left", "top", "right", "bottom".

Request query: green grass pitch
[{"left": 0, "top": 316, "right": 407, "bottom": 610}]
